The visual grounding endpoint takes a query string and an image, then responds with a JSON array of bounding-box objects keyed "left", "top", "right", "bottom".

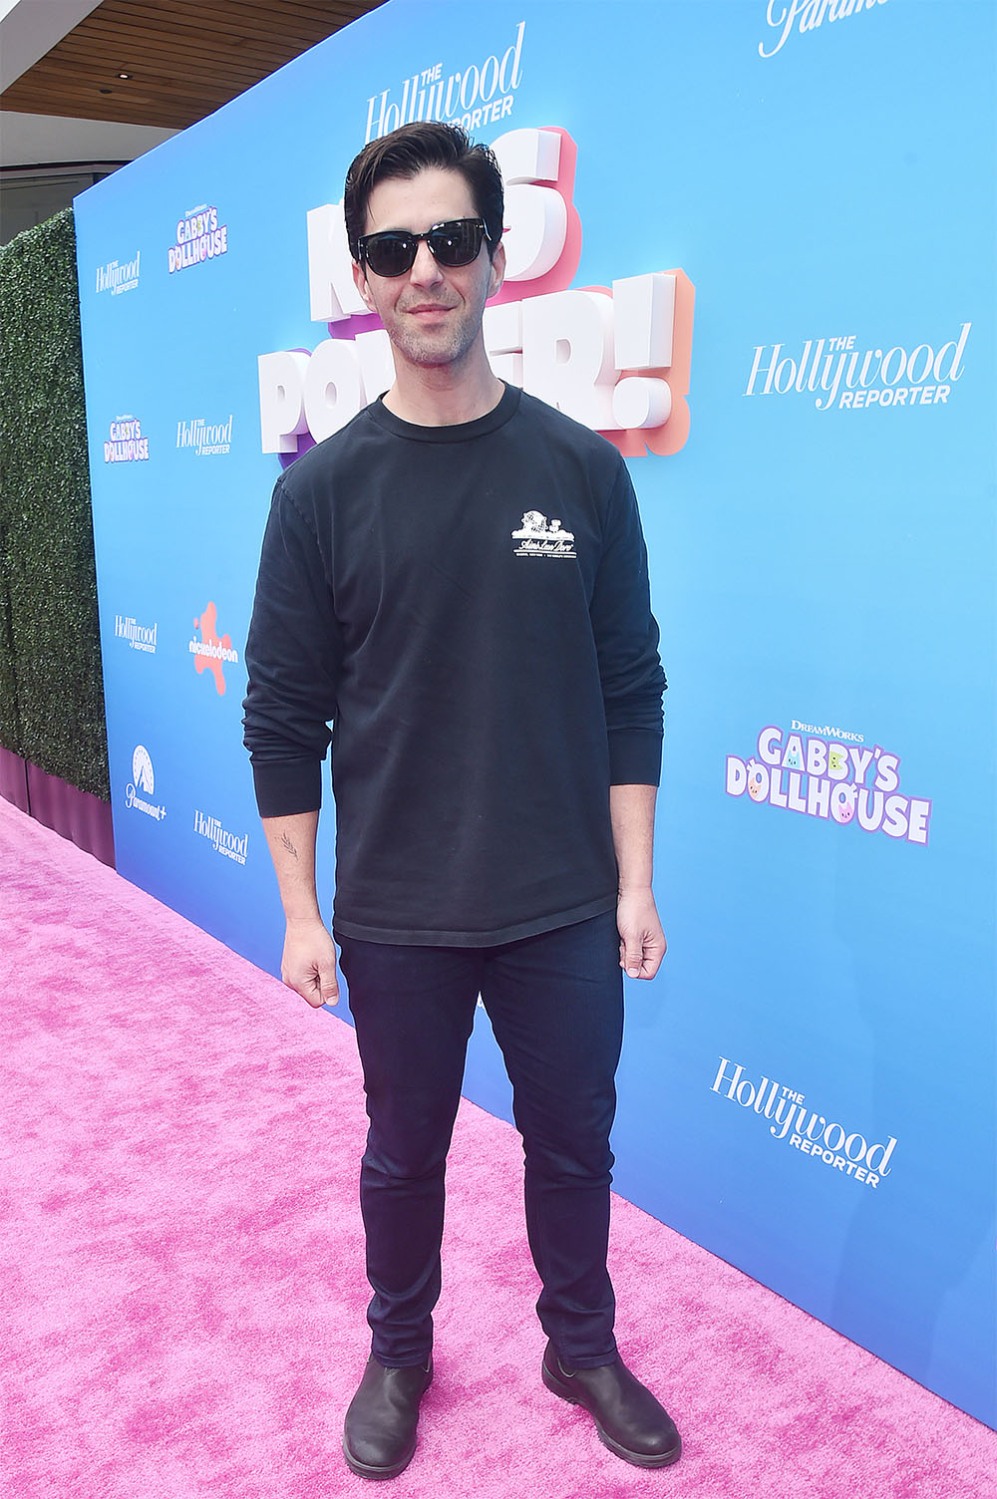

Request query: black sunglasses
[{"left": 358, "top": 218, "right": 491, "bottom": 278}]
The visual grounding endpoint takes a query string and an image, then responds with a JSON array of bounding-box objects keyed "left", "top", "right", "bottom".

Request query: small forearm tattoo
[{"left": 280, "top": 834, "right": 299, "bottom": 860}]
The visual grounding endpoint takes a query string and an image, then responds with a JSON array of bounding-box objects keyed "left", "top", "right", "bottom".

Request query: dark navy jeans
[{"left": 336, "top": 910, "right": 624, "bottom": 1370}]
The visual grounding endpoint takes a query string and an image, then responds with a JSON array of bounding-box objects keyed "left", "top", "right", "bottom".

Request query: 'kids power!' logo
[
  {"left": 712, "top": 1058, "right": 897, "bottom": 1189},
  {"left": 726, "top": 723, "right": 931, "bottom": 845},
  {"left": 189, "top": 601, "right": 239, "bottom": 695},
  {"left": 258, "top": 126, "right": 694, "bottom": 463},
  {"left": 168, "top": 206, "right": 228, "bottom": 273},
  {"left": 104, "top": 417, "right": 149, "bottom": 463}
]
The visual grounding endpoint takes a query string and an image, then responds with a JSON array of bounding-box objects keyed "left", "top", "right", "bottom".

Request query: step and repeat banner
[{"left": 74, "top": 0, "right": 994, "bottom": 1427}]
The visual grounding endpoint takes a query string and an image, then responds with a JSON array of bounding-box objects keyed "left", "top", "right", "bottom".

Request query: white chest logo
[{"left": 512, "top": 510, "right": 576, "bottom": 558}]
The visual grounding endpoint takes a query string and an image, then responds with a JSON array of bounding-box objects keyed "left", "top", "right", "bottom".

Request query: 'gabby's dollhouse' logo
[
  {"left": 168, "top": 205, "right": 228, "bottom": 273},
  {"left": 726, "top": 723, "right": 931, "bottom": 845},
  {"left": 104, "top": 417, "right": 149, "bottom": 463}
]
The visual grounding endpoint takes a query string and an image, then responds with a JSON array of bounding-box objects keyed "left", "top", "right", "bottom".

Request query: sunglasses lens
[
  {"left": 365, "top": 234, "right": 416, "bottom": 278},
  {"left": 429, "top": 220, "right": 483, "bottom": 267},
  {"left": 362, "top": 221, "right": 486, "bottom": 277}
]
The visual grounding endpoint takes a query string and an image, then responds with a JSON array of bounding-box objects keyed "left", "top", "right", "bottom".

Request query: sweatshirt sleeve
[
  {"left": 242, "top": 475, "right": 342, "bottom": 817},
  {"left": 590, "top": 459, "right": 667, "bottom": 785}
]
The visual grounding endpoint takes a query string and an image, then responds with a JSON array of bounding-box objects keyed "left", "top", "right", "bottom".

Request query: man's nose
[{"left": 408, "top": 239, "right": 444, "bottom": 286}]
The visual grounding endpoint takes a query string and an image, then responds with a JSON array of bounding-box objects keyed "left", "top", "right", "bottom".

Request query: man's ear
[
  {"left": 353, "top": 259, "right": 376, "bottom": 311},
  {"left": 487, "top": 239, "right": 506, "bottom": 300}
]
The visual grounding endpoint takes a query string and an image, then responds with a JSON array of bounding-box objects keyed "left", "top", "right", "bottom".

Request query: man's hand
[
  {"left": 617, "top": 886, "right": 667, "bottom": 981},
  {"left": 260, "top": 812, "right": 338, "bottom": 1007},
  {"left": 281, "top": 916, "right": 340, "bottom": 1007}
]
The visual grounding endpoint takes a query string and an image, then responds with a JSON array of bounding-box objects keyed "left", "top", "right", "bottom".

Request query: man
[{"left": 243, "top": 122, "right": 679, "bottom": 1480}]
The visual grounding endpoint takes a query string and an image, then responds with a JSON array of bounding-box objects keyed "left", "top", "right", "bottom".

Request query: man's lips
[{"left": 403, "top": 302, "right": 455, "bottom": 316}]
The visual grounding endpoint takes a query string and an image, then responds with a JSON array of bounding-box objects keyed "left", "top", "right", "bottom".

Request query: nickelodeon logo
[{"left": 189, "top": 601, "right": 239, "bottom": 695}]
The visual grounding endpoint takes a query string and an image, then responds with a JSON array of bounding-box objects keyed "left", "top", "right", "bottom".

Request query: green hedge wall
[{"left": 0, "top": 208, "right": 109, "bottom": 800}]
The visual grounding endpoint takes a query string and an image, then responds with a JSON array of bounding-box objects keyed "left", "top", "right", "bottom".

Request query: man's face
[{"left": 352, "top": 166, "right": 505, "bottom": 376}]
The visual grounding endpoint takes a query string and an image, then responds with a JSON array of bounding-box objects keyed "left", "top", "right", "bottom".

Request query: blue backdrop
[{"left": 74, "top": 0, "right": 995, "bottom": 1428}]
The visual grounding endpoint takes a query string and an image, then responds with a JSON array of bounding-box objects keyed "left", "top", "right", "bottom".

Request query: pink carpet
[{"left": 1, "top": 795, "right": 994, "bottom": 1499}]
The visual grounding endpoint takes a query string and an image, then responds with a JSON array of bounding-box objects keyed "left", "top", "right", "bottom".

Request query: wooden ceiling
[{"left": 1, "top": 0, "right": 387, "bottom": 132}]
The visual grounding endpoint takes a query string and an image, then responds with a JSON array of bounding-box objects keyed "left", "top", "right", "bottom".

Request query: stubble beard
[
  {"left": 389, "top": 307, "right": 483, "bottom": 373},
  {"left": 386, "top": 272, "right": 493, "bottom": 375}
]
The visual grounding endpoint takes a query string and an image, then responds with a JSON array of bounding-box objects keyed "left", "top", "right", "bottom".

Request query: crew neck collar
[{"left": 366, "top": 382, "right": 520, "bottom": 443}]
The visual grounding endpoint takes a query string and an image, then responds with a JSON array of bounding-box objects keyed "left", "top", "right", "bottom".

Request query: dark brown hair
[{"left": 344, "top": 122, "right": 504, "bottom": 263}]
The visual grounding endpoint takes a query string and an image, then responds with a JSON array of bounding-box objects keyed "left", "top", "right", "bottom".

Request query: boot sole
[
  {"left": 342, "top": 1365, "right": 433, "bottom": 1480},
  {"left": 542, "top": 1360, "right": 682, "bottom": 1469},
  {"left": 342, "top": 1437, "right": 417, "bottom": 1480}
]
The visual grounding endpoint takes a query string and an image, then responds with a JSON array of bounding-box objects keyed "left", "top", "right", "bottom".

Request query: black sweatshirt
[{"left": 243, "top": 383, "right": 666, "bottom": 946}]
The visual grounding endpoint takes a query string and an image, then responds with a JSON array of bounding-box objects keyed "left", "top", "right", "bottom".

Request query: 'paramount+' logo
[
  {"left": 114, "top": 614, "right": 157, "bottom": 653},
  {"left": 104, "top": 416, "right": 149, "bottom": 463},
  {"left": 712, "top": 1058, "right": 897, "bottom": 1188},
  {"left": 726, "top": 723, "right": 931, "bottom": 845},
  {"left": 176, "top": 415, "right": 233, "bottom": 456},
  {"left": 193, "top": 809, "right": 248, "bottom": 865},
  {"left": 125, "top": 745, "right": 166, "bottom": 821},
  {"left": 745, "top": 324, "right": 970, "bottom": 412},
  {"left": 758, "top": 0, "right": 889, "bottom": 60},
  {"left": 168, "top": 205, "right": 228, "bottom": 273},
  {"left": 95, "top": 251, "right": 140, "bottom": 296},
  {"left": 365, "top": 20, "right": 524, "bottom": 141}
]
